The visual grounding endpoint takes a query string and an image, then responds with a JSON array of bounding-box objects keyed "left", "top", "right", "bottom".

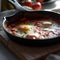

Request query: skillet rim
[
  {"left": 2, "top": 11, "right": 60, "bottom": 46},
  {"left": 3, "top": 10, "right": 60, "bottom": 41}
]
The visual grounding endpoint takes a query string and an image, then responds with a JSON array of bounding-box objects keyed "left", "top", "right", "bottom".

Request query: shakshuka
[{"left": 5, "top": 18, "right": 60, "bottom": 39}]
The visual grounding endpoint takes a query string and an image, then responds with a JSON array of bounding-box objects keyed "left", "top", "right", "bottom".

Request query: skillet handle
[
  {"left": 8, "top": 0, "right": 34, "bottom": 11},
  {"left": 8, "top": 0, "right": 26, "bottom": 11}
]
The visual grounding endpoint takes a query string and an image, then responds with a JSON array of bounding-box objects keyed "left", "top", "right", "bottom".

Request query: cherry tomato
[
  {"left": 23, "top": 2, "right": 32, "bottom": 7},
  {"left": 32, "top": 2, "right": 42, "bottom": 10},
  {"left": 23, "top": 0, "right": 32, "bottom": 7}
]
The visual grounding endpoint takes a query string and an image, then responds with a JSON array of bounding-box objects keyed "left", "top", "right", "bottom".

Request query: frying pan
[{"left": 3, "top": 11, "right": 60, "bottom": 46}]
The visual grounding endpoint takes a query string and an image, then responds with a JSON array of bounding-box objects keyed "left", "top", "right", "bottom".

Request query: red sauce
[{"left": 6, "top": 18, "right": 60, "bottom": 39}]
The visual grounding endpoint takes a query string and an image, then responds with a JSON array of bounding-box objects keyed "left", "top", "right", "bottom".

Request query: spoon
[{"left": 8, "top": 0, "right": 34, "bottom": 11}]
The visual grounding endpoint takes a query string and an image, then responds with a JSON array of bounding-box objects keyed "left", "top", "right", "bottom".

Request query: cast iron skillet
[{"left": 3, "top": 11, "right": 60, "bottom": 46}]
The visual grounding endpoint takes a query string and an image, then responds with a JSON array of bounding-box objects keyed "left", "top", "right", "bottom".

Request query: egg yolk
[{"left": 18, "top": 24, "right": 31, "bottom": 31}]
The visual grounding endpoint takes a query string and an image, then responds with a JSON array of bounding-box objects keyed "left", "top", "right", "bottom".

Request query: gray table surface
[
  {"left": 0, "top": 0, "right": 60, "bottom": 60},
  {"left": 0, "top": 43, "right": 19, "bottom": 60}
]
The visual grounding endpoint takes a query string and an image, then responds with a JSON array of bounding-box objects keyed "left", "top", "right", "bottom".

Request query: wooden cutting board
[{"left": 0, "top": 31, "right": 60, "bottom": 60}]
